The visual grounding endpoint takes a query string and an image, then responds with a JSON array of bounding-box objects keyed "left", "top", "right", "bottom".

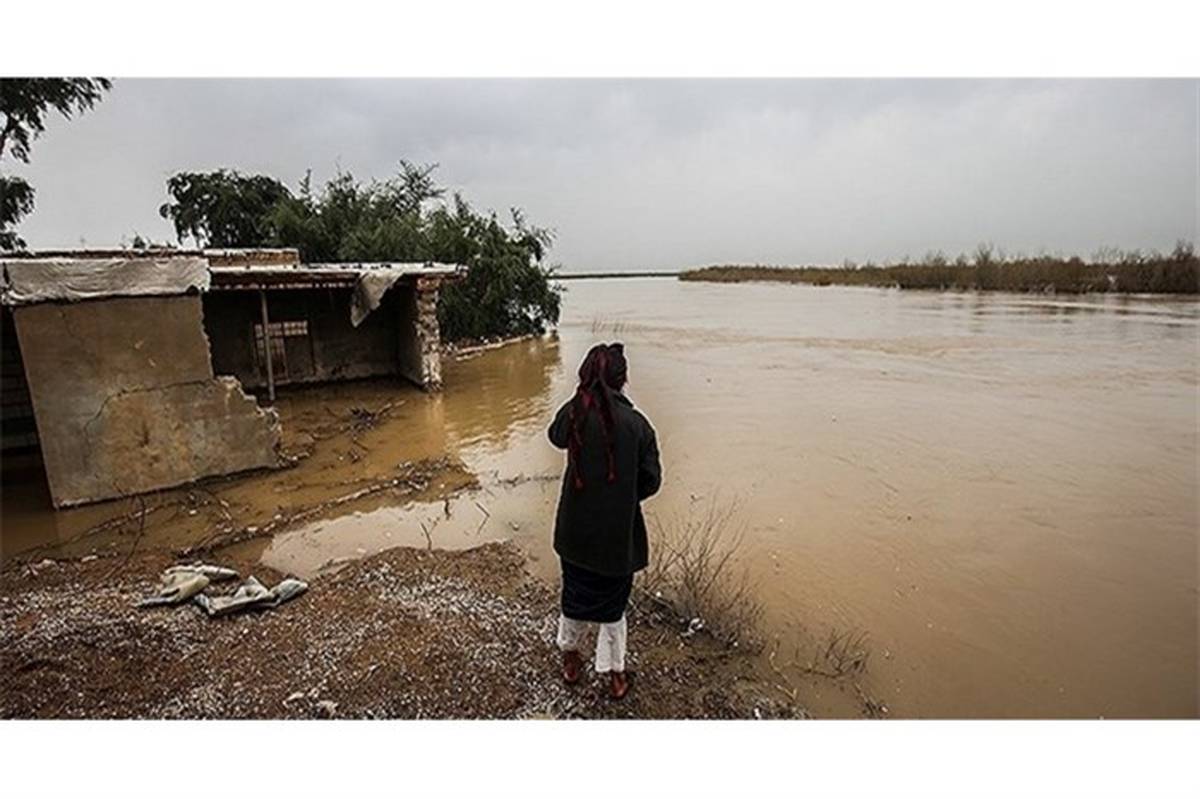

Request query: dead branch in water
[
  {"left": 471, "top": 500, "right": 491, "bottom": 536},
  {"left": 779, "top": 627, "right": 872, "bottom": 680},
  {"left": 853, "top": 681, "right": 888, "bottom": 718},
  {"left": 493, "top": 472, "right": 558, "bottom": 488},
  {"left": 308, "top": 401, "right": 404, "bottom": 444},
  {"left": 347, "top": 402, "right": 399, "bottom": 433},
  {"left": 13, "top": 491, "right": 187, "bottom": 565},
  {"left": 179, "top": 457, "right": 462, "bottom": 556},
  {"left": 767, "top": 638, "right": 800, "bottom": 702},
  {"left": 68, "top": 497, "right": 174, "bottom": 541},
  {"left": 103, "top": 495, "right": 147, "bottom": 579},
  {"left": 768, "top": 629, "right": 884, "bottom": 717}
]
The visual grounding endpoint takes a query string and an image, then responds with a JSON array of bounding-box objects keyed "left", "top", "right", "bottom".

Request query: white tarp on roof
[
  {"left": 339, "top": 263, "right": 460, "bottom": 327},
  {"left": 351, "top": 270, "right": 406, "bottom": 327},
  {"left": 1, "top": 257, "right": 211, "bottom": 306}
]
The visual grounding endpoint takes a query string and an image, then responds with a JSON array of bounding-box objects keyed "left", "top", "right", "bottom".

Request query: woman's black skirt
[{"left": 560, "top": 559, "right": 633, "bottom": 623}]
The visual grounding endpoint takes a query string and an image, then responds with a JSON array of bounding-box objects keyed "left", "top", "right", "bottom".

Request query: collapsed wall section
[{"left": 12, "top": 295, "right": 280, "bottom": 507}]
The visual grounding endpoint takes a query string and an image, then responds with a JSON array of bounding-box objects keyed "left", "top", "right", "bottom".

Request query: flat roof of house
[
  {"left": 208, "top": 261, "right": 464, "bottom": 291},
  {"left": 2, "top": 247, "right": 299, "bottom": 262},
  {"left": 1, "top": 250, "right": 465, "bottom": 303},
  {"left": 1, "top": 255, "right": 210, "bottom": 306}
]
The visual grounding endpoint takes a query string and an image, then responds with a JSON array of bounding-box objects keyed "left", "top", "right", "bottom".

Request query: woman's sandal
[
  {"left": 609, "top": 671, "right": 629, "bottom": 700},
  {"left": 562, "top": 650, "right": 583, "bottom": 685}
]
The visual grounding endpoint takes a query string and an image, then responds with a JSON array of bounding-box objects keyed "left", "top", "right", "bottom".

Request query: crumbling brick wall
[
  {"left": 12, "top": 295, "right": 280, "bottom": 507},
  {"left": 397, "top": 277, "right": 442, "bottom": 390}
]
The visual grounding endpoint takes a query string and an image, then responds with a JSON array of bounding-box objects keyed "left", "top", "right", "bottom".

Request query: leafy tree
[
  {"left": 426, "top": 198, "right": 560, "bottom": 341},
  {"left": 0, "top": 78, "right": 112, "bottom": 250},
  {"left": 0, "top": 177, "right": 34, "bottom": 251},
  {"left": 158, "top": 162, "right": 561, "bottom": 341},
  {"left": 159, "top": 170, "right": 293, "bottom": 248}
]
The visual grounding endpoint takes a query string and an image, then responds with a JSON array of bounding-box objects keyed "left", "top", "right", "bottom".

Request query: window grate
[{"left": 253, "top": 319, "right": 309, "bottom": 340}]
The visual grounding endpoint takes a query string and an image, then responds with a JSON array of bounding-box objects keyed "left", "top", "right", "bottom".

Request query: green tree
[
  {"left": 426, "top": 198, "right": 560, "bottom": 341},
  {"left": 159, "top": 170, "right": 293, "bottom": 248},
  {"left": 1, "top": 78, "right": 112, "bottom": 251},
  {"left": 158, "top": 163, "right": 561, "bottom": 341}
]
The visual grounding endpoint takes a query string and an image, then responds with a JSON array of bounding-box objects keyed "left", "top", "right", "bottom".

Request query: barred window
[{"left": 253, "top": 320, "right": 309, "bottom": 340}]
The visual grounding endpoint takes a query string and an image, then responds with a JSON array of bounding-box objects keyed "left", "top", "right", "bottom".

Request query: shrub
[{"left": 639, "top": 499, "right": 763, "bottom": 648}]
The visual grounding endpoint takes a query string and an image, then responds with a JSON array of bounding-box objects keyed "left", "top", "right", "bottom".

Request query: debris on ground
[
  {"left": 136, "top": 562, "right": 308, "bottom": 618},
  {"left": 192, "top": 575, "right": 308, "bottom": 617},
  {"left": 136, "top": 571, "right": 211, "bottom": 607},
  {"left": 346, "top": 402, "right": 400, "bottom": 434},
  {"left": 165, "top": 563, "right": 239, "bottom": 582},
  {"left": 0, "top": 542, "right": 801, "bottom": 720}
]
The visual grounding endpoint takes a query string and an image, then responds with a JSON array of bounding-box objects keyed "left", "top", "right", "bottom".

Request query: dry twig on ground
[{"left": 103, "top": 495, "right": 148, "bottom": 580}]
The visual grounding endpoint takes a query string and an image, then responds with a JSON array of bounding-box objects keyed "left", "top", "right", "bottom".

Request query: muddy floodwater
[{"left": 3, "top": 279, "right": 1198, "bottom": 718}]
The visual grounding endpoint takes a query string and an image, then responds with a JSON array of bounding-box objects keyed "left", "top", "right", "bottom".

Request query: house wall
[{"left": 12, "top": 295, "right": 280, "bottom": 507}]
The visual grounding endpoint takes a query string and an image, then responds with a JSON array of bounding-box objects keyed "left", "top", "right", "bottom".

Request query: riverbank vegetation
[
  {"left": 640, "top": 500, "right": 763, "bottom": 649},
  {"left": 681, "top": 242, "right": 1199, "bottom": 294},
  {"left": 157, "top": 164, "right": 562, "bottom": 342}
]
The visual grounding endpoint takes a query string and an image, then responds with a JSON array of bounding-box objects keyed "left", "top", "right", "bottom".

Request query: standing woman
[{"left": 547, "top": 342, "right": 662, "bottom": 700}]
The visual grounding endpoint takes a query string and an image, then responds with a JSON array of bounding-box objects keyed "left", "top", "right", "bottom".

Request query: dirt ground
[{"left": 0, "top": 541, "right": 802, "bottom": 720}]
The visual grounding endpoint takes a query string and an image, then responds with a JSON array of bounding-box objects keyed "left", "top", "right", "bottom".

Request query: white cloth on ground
[
  {"left": 137, "top": 571, "right": 211, "bottom": 607},
  {"left": 193, "top": 576, "right": 309, "bottom": 617},
  {"left": 556, "top": 613, "right": 627, "bottom": 673},
  {"left": 136, "top": 563, "right": 308, "bottom": 617}
]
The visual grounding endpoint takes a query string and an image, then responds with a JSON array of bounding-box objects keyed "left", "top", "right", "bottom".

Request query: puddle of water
[
  {"left": 256, "top": 477, "right": 562, "bottom": 579},
  {"left": 0, "top": 337, "right": 559, "bottom": 563}
]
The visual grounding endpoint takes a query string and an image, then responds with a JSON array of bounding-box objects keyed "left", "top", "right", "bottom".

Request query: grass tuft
[{"left": 638, "top": 498, "right": 763, "bottom": 649}]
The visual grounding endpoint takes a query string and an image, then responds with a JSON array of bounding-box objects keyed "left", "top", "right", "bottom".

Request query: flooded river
[{"left": 3, "top": 279, "right": 1197, "bottom": 718}]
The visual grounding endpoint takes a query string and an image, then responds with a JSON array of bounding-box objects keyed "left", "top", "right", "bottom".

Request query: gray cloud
[{"left": 8, "top": 79, "right": 1197, "bottom": 270}]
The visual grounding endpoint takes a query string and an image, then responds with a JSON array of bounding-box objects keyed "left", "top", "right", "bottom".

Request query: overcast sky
[{"left": 9, "top": 79, "right": 1198, "bottom": 271}]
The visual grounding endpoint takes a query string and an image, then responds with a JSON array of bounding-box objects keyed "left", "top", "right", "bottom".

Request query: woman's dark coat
[{"left": 548, "top": 391, "right": 662, "bottom": 577}]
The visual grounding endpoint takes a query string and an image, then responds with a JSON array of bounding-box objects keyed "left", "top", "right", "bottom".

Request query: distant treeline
[{"left": 680, "top": 243, "right": 1199, "bottom": 294}]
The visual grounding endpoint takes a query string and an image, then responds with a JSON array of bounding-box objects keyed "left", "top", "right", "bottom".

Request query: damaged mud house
[{"left": 0, "top": 248, "right": 463, "bottom": 508}]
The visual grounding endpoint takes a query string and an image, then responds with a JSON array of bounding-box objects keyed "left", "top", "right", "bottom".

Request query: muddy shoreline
[{"left": 0, "top": 542, "right": 801, "bottom": 720}]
